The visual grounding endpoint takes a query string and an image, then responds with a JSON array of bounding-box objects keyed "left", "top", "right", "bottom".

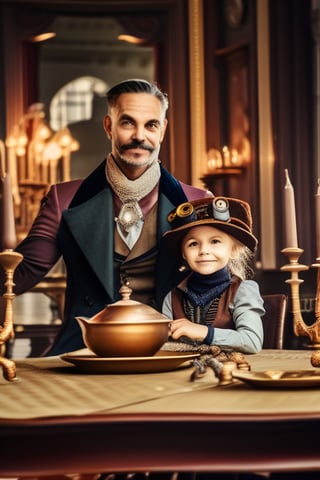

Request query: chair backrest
[{"left": 261, "top": 294, "right": 287, "bottom": 349}]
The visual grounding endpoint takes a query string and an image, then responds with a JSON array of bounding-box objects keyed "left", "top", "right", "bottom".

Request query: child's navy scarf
[{"left": 185, "top": 266, "right": 231, "bottom": 307}]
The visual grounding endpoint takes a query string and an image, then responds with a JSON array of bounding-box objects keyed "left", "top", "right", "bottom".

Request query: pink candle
[
  {"left": 316, "top": 179, "right": 320, "bottom": 260},
  {"left": 0, "top": 141, "right": 16, "bottom": 250},
  {"left": 284, "top": 169, "right": 298, "bottom": 248}
]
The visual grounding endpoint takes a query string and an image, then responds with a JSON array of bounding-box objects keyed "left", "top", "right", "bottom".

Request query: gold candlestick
[
  {"left": 281, "top": 247, "right": 320, "bottom": 348},
  {"left": 0, "top": 250, "right": 23, "bottom": 381}
]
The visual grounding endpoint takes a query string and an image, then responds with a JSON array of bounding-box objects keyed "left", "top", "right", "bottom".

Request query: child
[{"left": 161, "top": 196, "right": 265, "bottom": 354}]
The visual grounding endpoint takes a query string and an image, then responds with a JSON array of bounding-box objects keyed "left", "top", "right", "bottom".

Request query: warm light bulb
[
  {"left": 17, "top": 134, "right": 28, "bottom": 147},
  {"left": 207, "top": 148, "right": 223, "bottom": 171},
  {"left": 117, "top": 34, "right": 145, "bottom": 45},
  {"left": 30, "top": 32, "right": 56, "bottom": 43},
  {"left": 43, "top": 141, "right": 62, "bottom": 162},
  {"left": 230, "top": 148, "right": 241, "bottom": 166},
  {"left": 5, "top": 136, "right": 16, "bottom": 148},
  {"left": 70, "top": 139, "right": 80, "bottom": 152},
  {"left": 57, "top": 128, "right": 73, "bottom": 148},
  {"left": 16, "top": 145, "right": 26, "bottom": 156},
  {"left": 37, "top": 124, "right": 52, "bottom": 140}
]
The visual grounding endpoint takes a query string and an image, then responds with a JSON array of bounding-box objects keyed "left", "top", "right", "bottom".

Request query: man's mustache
[{"left": 120, "top": 142, "right": 153, "bottom": 153}]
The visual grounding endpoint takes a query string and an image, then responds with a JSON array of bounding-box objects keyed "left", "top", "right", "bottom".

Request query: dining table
[{"left": 1, "top": 348, "right": 320, "bottom": 477}]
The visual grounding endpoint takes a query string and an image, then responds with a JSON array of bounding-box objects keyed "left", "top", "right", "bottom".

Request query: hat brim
[{"left": 162, "top": 218, "right": 258, "bottom": 255}]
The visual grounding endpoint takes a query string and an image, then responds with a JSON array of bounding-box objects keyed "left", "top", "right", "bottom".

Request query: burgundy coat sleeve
[{"left": 0, "top": 180, "right": 82, "bottom": 295}]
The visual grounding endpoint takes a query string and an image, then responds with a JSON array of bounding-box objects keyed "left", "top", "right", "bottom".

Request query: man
[{"left": 1, "top": 79, "right": 212, "bottom": 356}]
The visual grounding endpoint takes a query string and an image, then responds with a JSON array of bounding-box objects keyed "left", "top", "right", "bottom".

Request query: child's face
[{"left": 181, "top": 225, "right": 236, "bottom": 275}]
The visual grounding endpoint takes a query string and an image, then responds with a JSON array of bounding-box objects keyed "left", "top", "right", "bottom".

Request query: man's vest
[{"left": 114, "top": 203, "right": 158, "bottom": 305}]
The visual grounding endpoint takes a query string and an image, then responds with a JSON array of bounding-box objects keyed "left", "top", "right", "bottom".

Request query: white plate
[
  {"left": 233, "top": 369, "right": 320, "bottom": 388},
  {"left": 61, "top": 350, "right": 200, "bottom": 374}
]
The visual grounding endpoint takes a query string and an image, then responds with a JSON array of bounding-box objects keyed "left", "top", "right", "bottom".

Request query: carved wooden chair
[{"left": 261, "top": 294, "right": 288, "bottom": 349}]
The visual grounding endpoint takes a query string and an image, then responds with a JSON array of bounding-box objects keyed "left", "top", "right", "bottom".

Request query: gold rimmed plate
[
  {"left": 61, "top": 350, "right": 200, "bottom": 374},
  {"left": 233, "top": 369, "right": 320, "bottom": 388}
]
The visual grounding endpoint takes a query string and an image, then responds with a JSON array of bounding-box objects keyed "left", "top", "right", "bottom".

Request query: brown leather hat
[{"left": 162, "top": 196, "right": 258, "bottom": 254}]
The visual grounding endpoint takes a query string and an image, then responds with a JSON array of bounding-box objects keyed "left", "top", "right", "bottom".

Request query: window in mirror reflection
[{"left": 49, "top": 76, "right": 107, "bottom": 131}]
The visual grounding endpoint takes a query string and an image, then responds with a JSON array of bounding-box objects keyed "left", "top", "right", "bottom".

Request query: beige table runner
[
  {"left": 0, "top": 354, "right": 213, "bottom": 419},
  {"left": 114, "top": 349, "right": 320, "bottom": 416},
  {"left": 1, "top": 350, "right": 319, "bottom": 420}
]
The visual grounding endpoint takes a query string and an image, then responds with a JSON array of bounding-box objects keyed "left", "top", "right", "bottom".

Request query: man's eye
[
  {"left": 121, "top": 119, "right": 133, "bottom": 126},
  {"left": 147, "top": 121, "right": 159, "bottom": 129}
]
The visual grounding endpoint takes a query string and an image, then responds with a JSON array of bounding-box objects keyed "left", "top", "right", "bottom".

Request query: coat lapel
[
  {"left": 61, "top": 163, "right": 193, "bottom": 305},
  {"left": 62, "top": 187, "right": 115, "bottom": 297},
  {"left": 157, "top": 191, "right": 176, "bottom": 239}
]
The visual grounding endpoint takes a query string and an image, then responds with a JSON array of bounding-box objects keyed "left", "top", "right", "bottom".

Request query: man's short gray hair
[{"left": 106, "top": 78, "right": 169, "bottom": 115}]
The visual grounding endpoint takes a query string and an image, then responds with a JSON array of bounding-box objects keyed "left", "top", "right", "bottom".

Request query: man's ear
[
  {"left": 103, "top": 115, "right": 112, "bottom": 139},
  {"left": 160, "top": 118, "right": 168, "bottom": 143}
]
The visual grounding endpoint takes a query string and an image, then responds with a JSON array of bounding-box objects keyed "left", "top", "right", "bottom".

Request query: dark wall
[
  {"left": 203, "top": 0, "right": 316, "bottom": 349},
  {"left": 269, "top": 0, "right": 315, "bottom": 268}
]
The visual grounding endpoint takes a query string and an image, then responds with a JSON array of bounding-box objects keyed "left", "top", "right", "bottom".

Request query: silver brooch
[{"left": 115, "top": 201, "right": 143, "bottom": 233}]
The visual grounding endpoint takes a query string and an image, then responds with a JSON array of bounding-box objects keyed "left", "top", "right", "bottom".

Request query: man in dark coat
[{"left": 1, "top": 79, "right": 212, "bottom": 355}]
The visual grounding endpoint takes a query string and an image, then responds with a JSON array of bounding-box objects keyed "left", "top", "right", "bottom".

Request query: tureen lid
[{"left": 88, "top": 284, "right": 168, "bottom": 324}]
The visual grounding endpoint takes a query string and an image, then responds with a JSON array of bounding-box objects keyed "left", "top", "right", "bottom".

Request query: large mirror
[
  {"left": 2, "top": 0, "right": 191, "bottom": 182},
  {"left": 38, "top": 15, "right": 155, "bottom": 179}
]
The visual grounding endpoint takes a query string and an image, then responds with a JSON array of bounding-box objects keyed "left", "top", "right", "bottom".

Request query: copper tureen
[{"left": 76, "top": 285, "right": 170, "bottom": 357}]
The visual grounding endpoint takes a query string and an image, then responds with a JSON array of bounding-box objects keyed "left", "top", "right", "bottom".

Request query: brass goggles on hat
[{"left": 168, "top": 197, "right": 231, "bottom": 229}]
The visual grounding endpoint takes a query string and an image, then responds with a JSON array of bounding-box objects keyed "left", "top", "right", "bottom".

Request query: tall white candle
[
  {"left": 1, "top": 173, "right": 17, "bottom": 250},
  {"left": 0, "top": 141, "right": 16, "bottom": 250},
  {"left": 284, "top": 169, "right": 298, "bottom": 248},
  {"left": 0, "top": 140, "right": 5, "bottom": 177},
  {"left": 316, "top": 179, "right": 320, "bottom": 260}
]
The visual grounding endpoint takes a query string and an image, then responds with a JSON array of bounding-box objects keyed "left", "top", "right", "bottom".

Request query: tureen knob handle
[{"left": 119, "top": 284, "right": 133, "bottom": 301}]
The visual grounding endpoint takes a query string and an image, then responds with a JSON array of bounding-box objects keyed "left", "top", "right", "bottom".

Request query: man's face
[{"left": 104, "top": 93, "right": 167, "bottom": 178}]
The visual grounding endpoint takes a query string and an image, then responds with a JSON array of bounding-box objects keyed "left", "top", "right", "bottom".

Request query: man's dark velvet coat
[{"left": 6, "top": 160, "right": 211, "bottom": 355}]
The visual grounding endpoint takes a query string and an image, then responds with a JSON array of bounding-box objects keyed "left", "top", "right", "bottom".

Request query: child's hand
[{"left": 169, "top": 318, "right": 209, "bottom": 343}]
